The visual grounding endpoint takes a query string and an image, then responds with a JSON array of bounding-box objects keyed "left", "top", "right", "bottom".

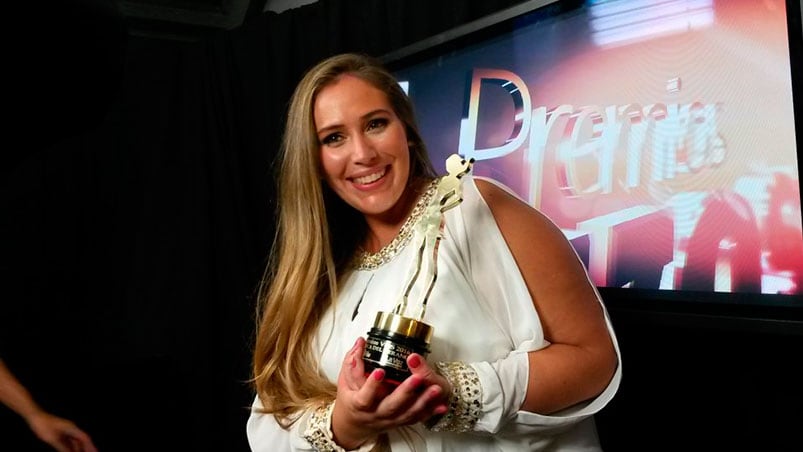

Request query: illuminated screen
[{"left": 389, "top": 0, "right": 803, "bottom": 308}]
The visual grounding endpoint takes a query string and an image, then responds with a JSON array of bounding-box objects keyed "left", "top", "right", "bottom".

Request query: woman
[{"left": 248, "top": 53, "right": 621, "bottom": 451}]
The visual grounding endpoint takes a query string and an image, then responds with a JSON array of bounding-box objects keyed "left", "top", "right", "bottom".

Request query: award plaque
[{"left": 362, "top": 154, "right": 474, "bottom": 385}]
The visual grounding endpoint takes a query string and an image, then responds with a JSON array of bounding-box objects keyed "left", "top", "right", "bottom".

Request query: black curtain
[{"left": 1, "top": 1, "right": 527, "bottom": 451}]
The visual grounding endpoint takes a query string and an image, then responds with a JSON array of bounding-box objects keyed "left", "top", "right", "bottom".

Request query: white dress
[{"left": 247, "top": 175, "right": 622, "bottom": 451}]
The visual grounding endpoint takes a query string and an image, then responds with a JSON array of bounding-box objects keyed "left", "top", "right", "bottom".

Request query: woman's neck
[{"left": 362, "top": 179, "right": 430, "bottom": 253}]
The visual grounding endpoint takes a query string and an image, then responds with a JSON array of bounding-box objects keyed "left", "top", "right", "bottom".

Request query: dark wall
[
  {"left": 3, "top": 2, "right": 264, "bottom": 451},
  {"left": 2, "top": 1, "right": 801, "bottom": 452},
  {"left": 596, "top": 313, "right": 802, "bottom": 450}
]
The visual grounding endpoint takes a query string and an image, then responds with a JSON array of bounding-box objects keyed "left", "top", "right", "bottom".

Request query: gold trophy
[{"left": 362, "top": 154, "right": 474, "bottom": 385}]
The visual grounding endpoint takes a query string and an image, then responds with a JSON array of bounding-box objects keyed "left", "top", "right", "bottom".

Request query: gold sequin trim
[
  {"left": 303, "top": 402, "right": 339, "bottom": 451},
  {"left": 427, "top": 361, "right": 482, "bottom": 433},
  {"left": 353, "top": 179, "right": 439, "bottom": 270},
  {"left": 303, "top": 402, "right": 378, "bottom": 452}
]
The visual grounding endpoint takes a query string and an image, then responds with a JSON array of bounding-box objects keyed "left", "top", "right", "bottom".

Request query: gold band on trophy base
[{"left": 372, "top": 311, "right": 434, "bottom": 342}]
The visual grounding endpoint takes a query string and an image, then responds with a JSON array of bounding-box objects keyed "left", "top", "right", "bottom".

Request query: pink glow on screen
[{"left": 403, "top": 0, "right": 802, "bottom": 294}]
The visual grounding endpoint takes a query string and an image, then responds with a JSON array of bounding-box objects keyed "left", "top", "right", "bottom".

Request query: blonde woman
[{"left": 248, "top": 53, "right": 621, "bottom": 451}]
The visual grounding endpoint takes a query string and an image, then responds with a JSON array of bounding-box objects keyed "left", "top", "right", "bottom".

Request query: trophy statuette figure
[{"left": 362, "top": 154, "right": 475, "bottom": 384}]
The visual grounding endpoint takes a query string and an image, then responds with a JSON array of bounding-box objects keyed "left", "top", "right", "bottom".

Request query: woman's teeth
[{"left": 353, "top": 169, "right": 386, "bottom": 185}]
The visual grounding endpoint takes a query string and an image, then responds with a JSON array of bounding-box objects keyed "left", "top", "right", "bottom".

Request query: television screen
[{"left": 383, "top": 0, "right": 803, "bottom": 330}]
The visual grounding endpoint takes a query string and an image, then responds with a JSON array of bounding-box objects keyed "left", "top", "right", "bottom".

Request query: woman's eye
[
  {"left": 321, "top": 133, "right": 343, "bottom": 146},
  {"left": 366, "top": 118, "right": 388, "bottom": 131}
]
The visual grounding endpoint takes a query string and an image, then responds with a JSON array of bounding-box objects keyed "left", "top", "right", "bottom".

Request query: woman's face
[{"left": 314, "top": 74, "right": 411, "bottom": 222}]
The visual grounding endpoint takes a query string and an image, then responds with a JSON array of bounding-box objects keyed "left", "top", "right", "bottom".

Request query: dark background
[{"left": 2, "top": 1, "right": 801, "bottom": 451}]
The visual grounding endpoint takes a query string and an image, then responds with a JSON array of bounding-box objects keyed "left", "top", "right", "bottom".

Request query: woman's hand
[{"left": 330, "top": 338, "right": 451, "bottom": 449}]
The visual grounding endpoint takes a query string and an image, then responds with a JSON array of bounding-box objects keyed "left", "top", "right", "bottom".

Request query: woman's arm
[{"left": 474, "top": 178, "right": 619, "bottom": 415}]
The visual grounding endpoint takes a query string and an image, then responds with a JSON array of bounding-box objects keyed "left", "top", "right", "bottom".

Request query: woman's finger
[
  {"left": 352, "top": 368, "right": 389, "bottom": 411},
  {"left": 340, "top": 337, "right": 368, "bottom": 390},
  {"left": 407, "top": 353, "right": 440, "bottom": 382}
]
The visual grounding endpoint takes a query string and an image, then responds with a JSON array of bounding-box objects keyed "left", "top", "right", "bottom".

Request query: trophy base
[{"left": 362, "top": 311, "right": 433, "bottom": 385}]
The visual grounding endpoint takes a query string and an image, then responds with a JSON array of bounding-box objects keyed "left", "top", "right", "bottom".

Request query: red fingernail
[
  {"left": 373, "top": 369, "right": 385, "bottom": 381},
  {"left": 349, "top": 357, "right": 356, "bottom": 368},
  {"left": 408, "top": 355, "right": 421, "bottom": 369}
]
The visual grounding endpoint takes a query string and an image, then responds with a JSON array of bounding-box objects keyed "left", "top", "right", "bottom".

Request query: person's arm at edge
[
  {"left": 1, "top": 358, "right": 43, "bottom": 422},
  {"left": 475, "top": 178, "right": 618, "bottom": 415},
  {"left": 0, "top": 359, "right": 98, "bottom": 452}
]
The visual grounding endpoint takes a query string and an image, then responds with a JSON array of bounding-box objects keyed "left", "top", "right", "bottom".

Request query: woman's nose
[{"left": 351, "top": 134, "right": 378, "bottom": 163}]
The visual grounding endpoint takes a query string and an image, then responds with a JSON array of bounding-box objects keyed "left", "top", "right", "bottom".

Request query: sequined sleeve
[
  {"left": 426, "top": 361, "right": 483, "bottom": 432},
  {"left": 303, "top": 402, "right": 378, "bottom": 452}
]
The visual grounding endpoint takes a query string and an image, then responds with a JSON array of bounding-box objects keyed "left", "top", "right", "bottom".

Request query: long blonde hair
[{"left": 252, "top": 53, "right": 436, "bottom": 423}]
